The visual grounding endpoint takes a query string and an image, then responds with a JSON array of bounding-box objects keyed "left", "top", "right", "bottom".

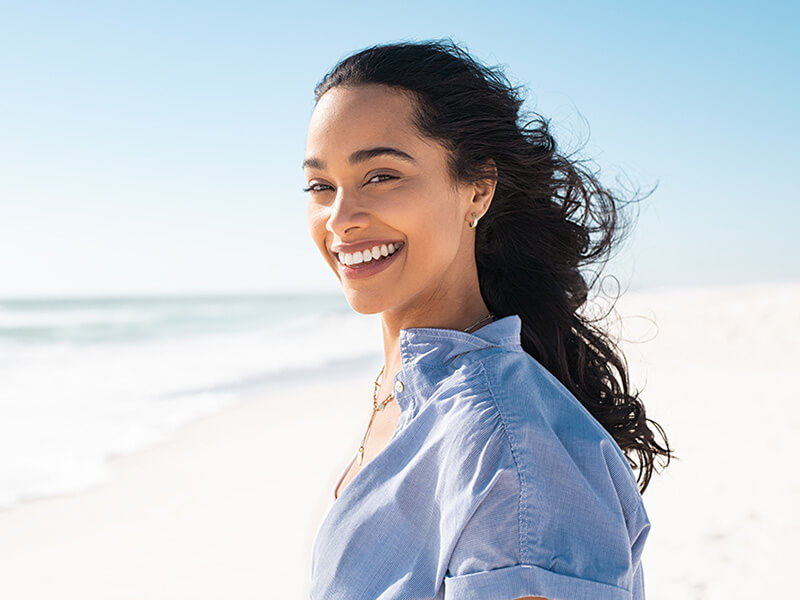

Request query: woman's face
[{"left": 303, "top": 84, "right": 481, "bottom": 317}]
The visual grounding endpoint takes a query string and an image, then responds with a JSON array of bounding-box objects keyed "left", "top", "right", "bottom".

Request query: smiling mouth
[{"left": 336, "top": 242, "right": 404, "bottom": 267}]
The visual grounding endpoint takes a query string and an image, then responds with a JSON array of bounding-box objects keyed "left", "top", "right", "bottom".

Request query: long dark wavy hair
[{"left": 313, "top": 39, "right": 672, "bottom": 493}]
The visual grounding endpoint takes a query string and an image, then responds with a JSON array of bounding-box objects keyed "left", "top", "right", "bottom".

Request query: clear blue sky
[{"left": 1, "top": 1, "right": 797, "bottom": 297}]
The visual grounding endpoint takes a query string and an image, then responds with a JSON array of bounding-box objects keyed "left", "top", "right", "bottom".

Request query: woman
[{"left": 303, "top": 39, "right": 671, "bottom": 600}]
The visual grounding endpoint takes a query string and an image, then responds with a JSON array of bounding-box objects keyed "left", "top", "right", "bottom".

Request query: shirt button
[{"left": 394, "top": 379, "right": 404, "bottom": 394}]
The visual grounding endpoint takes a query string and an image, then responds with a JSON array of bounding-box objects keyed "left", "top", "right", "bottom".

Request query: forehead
[{"left": 305, "top": 84, "right": 421, "bottom": 158}]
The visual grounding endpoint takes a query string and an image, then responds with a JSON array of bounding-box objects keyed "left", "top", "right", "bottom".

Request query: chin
[{"left": 341, "top": 288, "right": 389, "bottom": 315}]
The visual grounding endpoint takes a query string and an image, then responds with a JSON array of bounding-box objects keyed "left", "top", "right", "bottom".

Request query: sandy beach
[
  {"left": 1, "top": 282, "right": 797, "bottom": 599},
  {"left": 0, "top": 368, "right": 378, "bottom": 599}
]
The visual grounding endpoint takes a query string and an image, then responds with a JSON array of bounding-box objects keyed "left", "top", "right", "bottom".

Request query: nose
[{"left": 326, "top": 187, "right": 369, "bottom": 236}]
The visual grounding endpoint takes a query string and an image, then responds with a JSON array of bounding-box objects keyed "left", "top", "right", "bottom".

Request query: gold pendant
[{"left": 357, "top": 407, "right": 377, "bottom": 467}]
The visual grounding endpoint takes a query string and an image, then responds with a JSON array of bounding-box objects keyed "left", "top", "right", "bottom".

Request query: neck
[
  {"left": 375, "top": 239, "right": 491, "bottom": 387},
  {"left": 378, "top": 289, "right": 492, "bottom": 386}
]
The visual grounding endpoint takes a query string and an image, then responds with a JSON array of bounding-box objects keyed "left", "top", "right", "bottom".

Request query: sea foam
[{"left": 0, "top": 294, "right": 380, "bottom": 510}]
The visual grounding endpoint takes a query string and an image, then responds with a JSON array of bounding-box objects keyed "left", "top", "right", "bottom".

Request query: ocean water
[{"left": 0, "top": 293, "right": 380, "bottom": 511}]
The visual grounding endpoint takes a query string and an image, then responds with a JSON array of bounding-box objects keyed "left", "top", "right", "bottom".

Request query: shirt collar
[{"left": 391, "top": 314, "right": 524, "bottom": 415}]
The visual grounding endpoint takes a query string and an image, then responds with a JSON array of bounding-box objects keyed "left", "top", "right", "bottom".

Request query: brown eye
[
  {"left": 302, "top": 183, "right": 334, "bottom": 193},
  {"left": 367, "top": 174, "right": 397, "bottom": 184}
]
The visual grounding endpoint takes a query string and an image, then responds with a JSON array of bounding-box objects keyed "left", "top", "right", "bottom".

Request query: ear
[{"left": 469, "top": 159, "right": 497, "bottom": 220}]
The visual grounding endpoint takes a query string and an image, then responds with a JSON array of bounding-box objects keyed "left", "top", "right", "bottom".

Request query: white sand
[
  {"left": 0, "top": 282, "right": 797, "bottom": 599},
  {"left": 0, "top": 372, "right": 377, "bottom": 599},
  {"left": 613, "top": 282, "right": 800, "bottom": 598}
]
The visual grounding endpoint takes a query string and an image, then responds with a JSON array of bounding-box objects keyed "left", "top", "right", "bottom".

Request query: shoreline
[
  {"left": 1, "top": 282, "right": 798, "bottom": 598},
  {"left": 0, "top": 369, "right": 377, "bottom": 599}
]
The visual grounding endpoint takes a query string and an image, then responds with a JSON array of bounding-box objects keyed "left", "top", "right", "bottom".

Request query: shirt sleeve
[{"left": 442, "top": 434, "right": 649, "bottom": 600}]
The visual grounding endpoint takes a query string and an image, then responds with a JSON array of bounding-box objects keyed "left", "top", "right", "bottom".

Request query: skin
[
  {"left": 304, "top": 83, "right": 496, "bottom": 384},
  {"left": 304, "top": 84, "right": 546, "bottom": 600}
]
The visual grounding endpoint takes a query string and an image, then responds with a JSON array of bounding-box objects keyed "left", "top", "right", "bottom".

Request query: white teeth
[{"left": 337, "top": 243, "right": 402, "bottom": 266}]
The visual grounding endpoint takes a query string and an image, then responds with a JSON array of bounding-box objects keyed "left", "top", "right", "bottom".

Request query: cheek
[
  {"left": 306, "top": 203, "right": 328, "bottom": 253},
  {"left": 405, "top": 205, "right": 461, "bottom": 268},
  {"left": 416, "top": 192, "right": 463, "bottom": 248}
]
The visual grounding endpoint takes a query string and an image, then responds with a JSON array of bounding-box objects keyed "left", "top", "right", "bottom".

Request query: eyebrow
[{"left": 302, "top": 146, "right": 417, "bottom": 170}]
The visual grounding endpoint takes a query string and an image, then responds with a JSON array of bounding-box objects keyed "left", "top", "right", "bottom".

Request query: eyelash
[{"left": 302, "top": 174, "right": 397, "bottom": 193}]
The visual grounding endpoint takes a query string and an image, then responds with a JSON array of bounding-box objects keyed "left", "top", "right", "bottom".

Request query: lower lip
[{"left": 337, "top": 245, "right": 404, "bottom": 280}]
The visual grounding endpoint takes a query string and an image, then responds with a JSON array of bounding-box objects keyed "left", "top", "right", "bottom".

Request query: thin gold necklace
[
  {"left": 357, "top": 365, "right": 395, "bottom": 467},
  {"left": 463, "top": 312, "right": 496, "bottom": 333},
  {"left": 333, "top": 313, "right": 495, "bottom": 499},
  {"left": 333, "top": 366, "right": 393, "bottom": 499}
]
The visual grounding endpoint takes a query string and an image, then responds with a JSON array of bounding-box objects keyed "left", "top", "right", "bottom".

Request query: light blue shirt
[{"left": 310, "top": 315, "right": 650, "bottom": 600}]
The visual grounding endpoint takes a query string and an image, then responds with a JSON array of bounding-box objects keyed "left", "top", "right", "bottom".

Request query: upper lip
[{"left": 330, "top": 240, "right": 404, "bottom": 254}]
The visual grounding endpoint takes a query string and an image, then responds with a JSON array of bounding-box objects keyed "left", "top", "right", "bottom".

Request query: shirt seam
[
  {"left": 445, "top": 562, "right": 633, "bottom": 595},
  {"left": 474, "top": 360, "right": 529, "bottom": 566},
  {"left": 411, "top": 345, "right": 524, "bottom": 370},
  {"left": 400, "top": 324, "right": 521, "bottom": 349}
]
